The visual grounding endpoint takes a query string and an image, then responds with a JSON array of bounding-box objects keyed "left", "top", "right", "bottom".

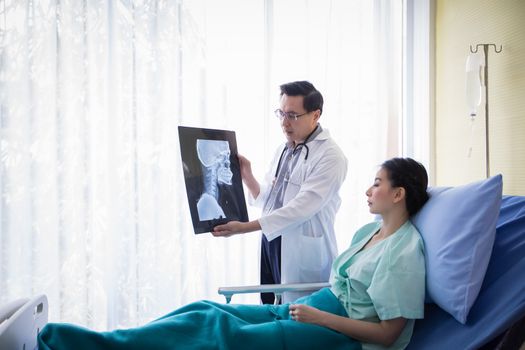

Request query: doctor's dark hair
[
  {"left": 381, "top": 157, "right": 429, "bottom": 216},
  {"left": 279, "top": 81, "right": 324, "bottom": 115}
]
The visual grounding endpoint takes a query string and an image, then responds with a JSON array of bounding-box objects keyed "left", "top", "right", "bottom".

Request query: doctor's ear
[{"left": 313, "top": 109, "right": 321, "bottom": 121}]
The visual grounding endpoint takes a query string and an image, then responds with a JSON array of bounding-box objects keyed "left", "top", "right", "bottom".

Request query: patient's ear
[{"left": 393, "top": 187, "right": 405, "bottom": 203}]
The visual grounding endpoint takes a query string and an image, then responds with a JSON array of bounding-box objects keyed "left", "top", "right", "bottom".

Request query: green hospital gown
[{"left": 330, "top": 220, "right": 426, "bottom": 350}]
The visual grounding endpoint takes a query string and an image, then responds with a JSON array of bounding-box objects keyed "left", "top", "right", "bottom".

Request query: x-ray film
[{"left": 178, "top": 126, "right": 249, "bottom": 234}]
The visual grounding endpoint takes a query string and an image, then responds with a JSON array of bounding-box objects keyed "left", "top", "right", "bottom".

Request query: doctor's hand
[
  {"left": 238, "top": 154, "right": 253, "bottom": 179},
  {"left": 238, "top": 154, "right": 260, "bottom": 199},
  {"left": 212, "top": 220, "right": 261, "bottom": 237},
  {"left": 289, "top": 304, "right": 327, "bottom": 325}
]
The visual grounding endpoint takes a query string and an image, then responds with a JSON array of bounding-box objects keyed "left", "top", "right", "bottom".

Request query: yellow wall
[{"left": 435, "top": 0, "right": 525, "bottom": 194}]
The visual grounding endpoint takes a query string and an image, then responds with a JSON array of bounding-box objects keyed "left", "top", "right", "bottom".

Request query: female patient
[{"left": 38, "top": 157, "right": 429, "bottom": 350}]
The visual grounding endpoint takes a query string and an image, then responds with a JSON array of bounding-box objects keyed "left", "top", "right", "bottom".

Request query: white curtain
[{"left": 0, "top": 0, "right": 402, "bottom": 330}]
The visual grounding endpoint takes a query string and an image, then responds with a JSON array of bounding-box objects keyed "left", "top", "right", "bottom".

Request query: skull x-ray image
[{"left": 178, "top": 126, "right": 249, "bottom": 234}]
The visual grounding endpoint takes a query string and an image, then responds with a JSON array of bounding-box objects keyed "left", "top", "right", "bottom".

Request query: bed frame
[{"left": 0, "top": 294, "right": 47, "bottom": 350}]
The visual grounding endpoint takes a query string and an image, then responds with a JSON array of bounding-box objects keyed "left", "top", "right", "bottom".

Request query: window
[{"left": 0, "top": 0, "right": 408, "bottom": 329}]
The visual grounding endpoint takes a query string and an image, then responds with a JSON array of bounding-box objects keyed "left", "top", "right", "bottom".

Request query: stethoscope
[{"left": 274, "top": 125, "right": 319, "bottom": 177}]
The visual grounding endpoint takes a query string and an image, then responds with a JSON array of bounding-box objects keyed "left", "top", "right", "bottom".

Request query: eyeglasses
[{"left": 274, "top": 109, "right": 310, "bottom": 121}]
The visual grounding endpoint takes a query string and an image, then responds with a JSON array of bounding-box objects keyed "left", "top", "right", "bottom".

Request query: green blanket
[{"left": 38, "top": 288, "right": 360, "bottom": 349}]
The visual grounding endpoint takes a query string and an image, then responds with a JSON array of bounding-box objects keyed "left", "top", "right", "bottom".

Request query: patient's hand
[{"left": 289, "top": 304, "right": 327, "bottom": 325}]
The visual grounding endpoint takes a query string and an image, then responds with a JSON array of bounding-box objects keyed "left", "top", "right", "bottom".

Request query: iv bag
[{"left": 465, "top": 52, "right": 484, "bottom": 118}]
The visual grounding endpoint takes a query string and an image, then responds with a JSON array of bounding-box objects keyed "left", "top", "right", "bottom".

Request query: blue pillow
[{"left": 411, "top": 174, "right": 502, "bottom": 324}]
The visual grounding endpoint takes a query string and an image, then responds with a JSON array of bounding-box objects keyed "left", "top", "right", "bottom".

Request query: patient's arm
[{"left": 289, "top": 304, "right": 406, "bottom": 347}]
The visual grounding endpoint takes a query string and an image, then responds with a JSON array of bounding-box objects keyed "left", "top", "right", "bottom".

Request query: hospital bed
[
  {"left": 218, "top": 193, "right": 525, "bottom": 350},
  {"left": 2, "top": 194, "right": 525, "bottom": 349}
]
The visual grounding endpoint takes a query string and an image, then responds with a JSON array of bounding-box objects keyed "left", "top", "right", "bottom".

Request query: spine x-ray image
[
  {"left": 196, "top": 139, "right": 233, "bottom": 221},
  {"left": 178, "top": 126, "right": 249, "bottom": 234}
]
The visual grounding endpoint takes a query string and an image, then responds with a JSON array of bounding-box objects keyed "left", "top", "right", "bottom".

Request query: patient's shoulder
[{"left": 351, "top": 221, "right": 381, "bottom": 245}]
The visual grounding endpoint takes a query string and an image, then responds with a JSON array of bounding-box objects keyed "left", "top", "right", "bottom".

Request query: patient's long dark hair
[{"left": 381, "top": 157, "right": 429, "bottom": 216}]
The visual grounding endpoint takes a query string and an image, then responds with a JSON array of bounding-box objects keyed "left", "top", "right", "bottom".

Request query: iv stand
[{"left": 469, "top": 43, "right": 502, "bottom": 178}]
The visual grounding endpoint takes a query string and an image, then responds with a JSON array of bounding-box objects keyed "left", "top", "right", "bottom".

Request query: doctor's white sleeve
[{"left": 258, "top": 149, "right": 348, "bottom": 241}]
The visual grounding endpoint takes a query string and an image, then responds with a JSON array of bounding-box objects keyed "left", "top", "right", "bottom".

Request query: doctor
[{"left": 213, "top": 81, "right": 347, "bottom": 303}]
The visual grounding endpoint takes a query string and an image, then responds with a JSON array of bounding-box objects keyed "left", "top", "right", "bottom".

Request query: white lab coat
[{"left": 251, "top": 128, "right": 348, "bottom": 302}]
